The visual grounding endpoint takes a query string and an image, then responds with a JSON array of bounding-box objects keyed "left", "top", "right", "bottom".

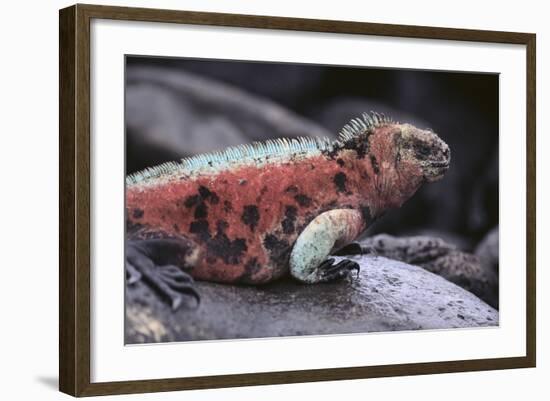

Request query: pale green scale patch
[{"left": 125, "top": 112, "right": 395, "bottom": 187}]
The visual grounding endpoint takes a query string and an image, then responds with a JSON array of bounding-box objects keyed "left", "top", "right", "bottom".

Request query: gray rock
[
  {"left": 126, "top": 66, "right": 332, "bottom": 173},
  {"left": 475, "top": 226, "right": 499, "bottom": 307},
  {"left": 468, "top": 152, "right": 499, "bottom": 234},
  {"left": 126, "top": 255, "right": 498, "bottom": 344},
  {"left": 355, "top": 234, "right": 498, "bottom": 308},
  {"left": 128, "top": 57, "right": 325, "bottom": 107},
  {"left": 405, "top": 229, "right": 474, "bottom": 252},
  {"left": 475, "top": 226, "right": 499, "bottom": 276}
]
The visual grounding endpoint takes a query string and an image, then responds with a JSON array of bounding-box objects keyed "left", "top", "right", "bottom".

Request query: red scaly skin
[{"left": 126, "top": 124, "right": 442, "bottom": 285}]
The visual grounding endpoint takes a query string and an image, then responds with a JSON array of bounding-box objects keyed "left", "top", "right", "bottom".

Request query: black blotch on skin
[
  {"left": 241, "top": 205, "right": 260, "bottom": 232},
  {"left": 370, "top": 155, "right": 380, "bottom": 174},
  {"left": 260, "top": 186, "right": 268, "bottom": 195},
  {"left": 240, "top": 257, "right": 262, "bottom": 283},
  {"left": 197, "top": 185, "right": 220, "bottom": 204},
  {"left": 322, "top": 146, "right": 339, "bottom": 159},
  {"left": 263, "top": 234, "right": 291, "bottom": 263},
  {"left": 207, "top": 232, "right": 247, "bottom": 265},
  {"left": 132, "top": 208, "right": 144, "bottom": 219},
  {"left": 323, "top": 129, "right": 372, "bottom": 159},
  {"left": 353, "top": 140, "right": 368, "bottom": 159},
  {"left": 338, "top": 136, "right": 370, "bottom": 159},
  {"left": 216, "top": 220, "right": 229, "bottom": 233},
  {"left": 223, "top": 200, "right": 233, "bottom": 213},
  {"left": 189, "top": 220, "right": 211, "bottom": 241},
  {"left": 294, "top": 194, "right": 312, "bottom": 207},
  {"left": 333, "top": 172, "right": 348, "bottom": 193},
  {"left": 194, "top": 202, "right": 208, "bottom": 219},
  {"left": 198, "top": 219, "right": 246, "bottom": 265},
  {"left": 336, "top": 158, "right": 345, "bottom": 167},
  {"left": 285, "top": 185, "right": 298, "bottom": 193},
  {"left": 184, "top": 195, "right": 200, "bottom": 208},
  {"left": 281, "top": 206, "right": 297, "bottom": 234},
  {"left": 173, "top": 223, "right": 179, "bottom": 232},
  {"left": 198, "top": 186, "right": 212, "bottom": 198}
]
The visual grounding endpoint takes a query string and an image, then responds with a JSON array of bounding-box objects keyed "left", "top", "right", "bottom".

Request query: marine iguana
[{"left": 125, "top": 112, "right": 451, "bottom": 309}]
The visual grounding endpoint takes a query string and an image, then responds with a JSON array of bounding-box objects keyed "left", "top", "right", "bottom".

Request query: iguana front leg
[{"left": 289, "top": 209, "right": 365, "bottom": 283}]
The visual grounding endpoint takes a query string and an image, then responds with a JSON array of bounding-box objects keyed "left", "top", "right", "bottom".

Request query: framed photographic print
[{"left": 59, "top": 3, "right": 536, "bottom": 397}]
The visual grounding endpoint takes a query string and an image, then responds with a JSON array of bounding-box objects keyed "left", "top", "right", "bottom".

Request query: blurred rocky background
[{"left": 125, "top": 57, "right": 499, "bottom": 343}]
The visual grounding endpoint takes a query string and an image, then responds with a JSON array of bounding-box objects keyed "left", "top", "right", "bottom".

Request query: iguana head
[
  {"left": 339, "top": 114, "right": 450, "bottom": 210},
  {"left": 396, "top": 123, "right": 451, "bottom": 183}
]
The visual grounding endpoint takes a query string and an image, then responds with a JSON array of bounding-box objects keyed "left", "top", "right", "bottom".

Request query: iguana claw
[
  {"left": 319, "top": 258, "right": 360, "bottom": 281},
  {"left": 126, "top": 261, "right": 142, "bottom": 284}
]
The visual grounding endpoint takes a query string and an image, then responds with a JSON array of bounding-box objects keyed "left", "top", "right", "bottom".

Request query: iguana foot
[
  {"left": 289, "top": 209, "right": 366, "bottom": 283},
  {"left": 126, "top": 239, "right": 200, "bottom": 310},
  {"left": 319, "top": 257, "right": 360, "bottom": 281}
]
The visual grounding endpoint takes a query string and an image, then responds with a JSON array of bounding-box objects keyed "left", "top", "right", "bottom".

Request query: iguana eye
[{"left": 413, "top": 140, "right": 432, "bottom": 159}]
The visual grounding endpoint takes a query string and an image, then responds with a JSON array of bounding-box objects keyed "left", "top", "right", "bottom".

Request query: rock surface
[
  {"left": 475, "top": 226, "right": 499, "bottom": 307},
  {"left": 125, "top": 66, "right": 332, "bottom": 173},
  {"left": 126, "top": 255, "right": 498, "bottom": 344},
  {"left": 475, "top": 226, "right": 499, "bottom": 276},
  {"left": 355, "top": 234, "right": 498, "bottom": 308}
]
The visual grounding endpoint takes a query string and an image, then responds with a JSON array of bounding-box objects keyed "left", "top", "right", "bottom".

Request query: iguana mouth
[
  {"left": 430, "top": 160, "right": 450, "bottom": 170},
  {"left": 426, "top": 162, "right": 450, "bottom": 182},
  {"left": 424, "top": 141, "right": 450, "bottom": 182},
  {"left": 430, "top": 159, "right": 450, "bottom": 167}
]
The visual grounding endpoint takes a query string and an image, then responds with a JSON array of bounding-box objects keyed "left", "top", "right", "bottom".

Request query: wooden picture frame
[{"left": 59, "top": 3, "right": 536, "bottom": 396}]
